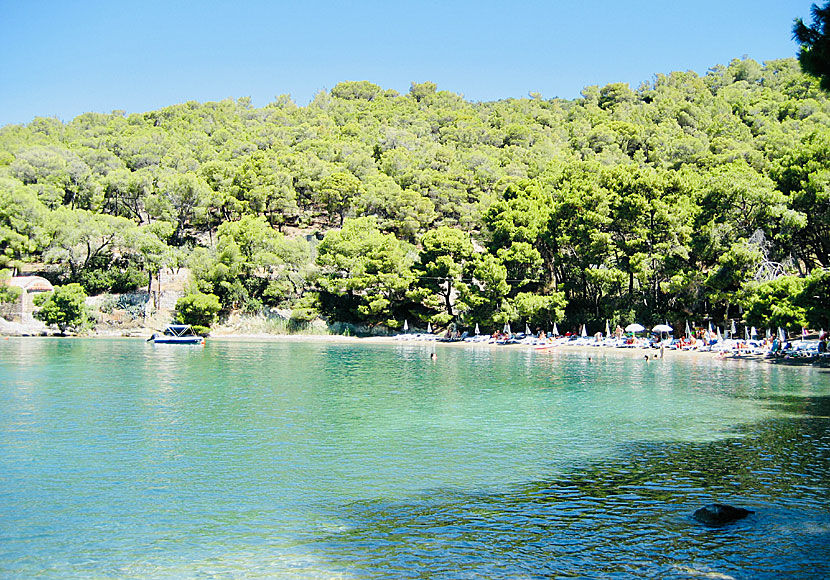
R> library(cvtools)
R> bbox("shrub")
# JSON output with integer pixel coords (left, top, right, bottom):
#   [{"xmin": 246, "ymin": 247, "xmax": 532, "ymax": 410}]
[
  {"xmin": 34, "ymin": 283, "xmax": 90, "ymax": 334},
  {"xmin": 175, "ymin": 292, "xmax": 221, "ymax": 328}
]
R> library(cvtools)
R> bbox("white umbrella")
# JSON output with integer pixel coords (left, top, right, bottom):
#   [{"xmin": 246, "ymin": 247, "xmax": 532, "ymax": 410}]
[
  {"xmin": 653, "ymin": 324, "xmax": 673, "ymax": 333},
  {"xmin": 778, "ymin": 327, "xmax": 786, "ymax": 342},
  {"xmin": 427, "ymin": 322, "xmax": 432, "ymax": 334},
  {"xmin": 605, "ymin": 320, "xmax": 610, "ymax": 337},
  {"xmin": 766, "ymin": 328, "xmax": 771, "ymax": 338},
  {"xmin": 552, "ymin": 322, "xmax": 559, "ymax": 336},
  {"xmin": 707, "ymin": 321, "xmax": 713, "ymax": 335},
  {"xmin": 744, "ymin": 326, "xmax": 750, "ymax": 341},
  {"xmin": 730, "ymin": 320, "xmax": 737, "ymax": 338},
  {"xmin": 751, "ymin": 326, "xmax": 757, "ymax": 338},
  {"xmin": 475, "ymin": 323, "xmax": 480, "ymax": 336},
  {"xmin": 717, "ymin": 327, "xmax": 723, "ymax": 342},
  {"xmin": 581, "ymin": 324, "xmax": 587, "ymax": 337},
  {"xmin": 625, "ymin": 323, "xmax": 645, "ymax": 333},
  {"xmin": 525, "ymin": 324, "xmax": 532, "ymax": 335},
  {"xmin": 504, "ymin": 322, "xmax": 512, "ymax": 335},
  {"xmin": 685, "ymin": 320, "xmax": 692, "ymax": 337},
  {"xmin": 403, "ymin": 320, "xmax": 408, "ymax": 333}
]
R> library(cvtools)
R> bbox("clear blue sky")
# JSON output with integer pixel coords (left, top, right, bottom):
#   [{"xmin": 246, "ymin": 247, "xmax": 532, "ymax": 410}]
[{"xmin": 0, "ymin": 0, "xmax": 813, "ymax": 126}]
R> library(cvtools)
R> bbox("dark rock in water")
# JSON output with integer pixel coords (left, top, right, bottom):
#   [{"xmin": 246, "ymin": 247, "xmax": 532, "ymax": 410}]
[{"xmin": 693, "ymin": 503, "xmax": 754, "ymax": 526}]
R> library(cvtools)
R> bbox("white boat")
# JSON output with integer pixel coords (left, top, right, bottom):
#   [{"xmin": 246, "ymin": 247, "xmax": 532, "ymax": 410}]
[{"xmin": 149, "ymin": 325, "xmax": 204, "ymax": 345}]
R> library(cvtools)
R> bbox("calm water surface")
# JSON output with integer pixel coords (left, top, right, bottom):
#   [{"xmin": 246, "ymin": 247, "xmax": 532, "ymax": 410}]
[{"xmin": 0, "ymin": 338, "xmax": 829, "ymax": 579}]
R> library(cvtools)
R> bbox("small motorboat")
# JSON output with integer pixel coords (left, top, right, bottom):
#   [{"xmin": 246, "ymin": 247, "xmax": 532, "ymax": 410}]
[{"xmin": 148, "ymin": 324, "xmax": 205, "ymax": 345}]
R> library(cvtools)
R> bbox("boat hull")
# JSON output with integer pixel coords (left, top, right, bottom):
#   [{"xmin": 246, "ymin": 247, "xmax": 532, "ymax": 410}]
[{"xmin": 151, "ymin": 336, "xmax": 204, "ymax": 345}]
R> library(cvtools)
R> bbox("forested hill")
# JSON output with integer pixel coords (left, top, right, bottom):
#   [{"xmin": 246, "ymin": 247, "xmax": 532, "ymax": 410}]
[{"xmin": 1, "ymin": 57, "xmax": 828, "ymax": 334}]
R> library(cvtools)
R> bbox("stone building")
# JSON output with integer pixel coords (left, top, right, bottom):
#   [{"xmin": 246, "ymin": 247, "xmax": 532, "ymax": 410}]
[{"xmin": 4, "ymin": 276, "xmax": 54, "ymax": 322}]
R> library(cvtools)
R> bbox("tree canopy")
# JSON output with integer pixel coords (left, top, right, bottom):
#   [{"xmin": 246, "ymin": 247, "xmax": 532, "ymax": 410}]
[
  {"xmin": 794, "ymin": 2, "xmax": 830, "ymax": 90},
  {"xmin": 1, "ymin": 56, "xmax": 828, "ymax": 334}
]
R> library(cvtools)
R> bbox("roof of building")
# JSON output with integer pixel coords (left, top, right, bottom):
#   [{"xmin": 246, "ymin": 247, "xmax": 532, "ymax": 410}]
[{"xmin": 6, "ymin": 276, "xmax": 54, "ymax": 292}]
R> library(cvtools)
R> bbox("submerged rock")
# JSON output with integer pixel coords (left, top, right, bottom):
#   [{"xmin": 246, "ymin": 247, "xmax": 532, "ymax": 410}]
[{"xmin": 693, "ymin": 503, "xmax": 754, "ymax": 526}]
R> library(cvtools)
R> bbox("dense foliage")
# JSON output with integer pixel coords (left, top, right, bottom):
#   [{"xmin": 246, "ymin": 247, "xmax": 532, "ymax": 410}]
[
  {"xmin": 794, "ymin": 2, "xmax": 830, "ymax": 91},
  {"xmin": 33, "ymin": 283, "xmax": 90, "ymax": 333},
  {"xmin": 0, "ymin": 269, "xmax": 21, "ymax": 304},
  {"xmin": 175, "ymin": 291, "xmax": 221, "ymax": 331},
  {"xmin": 1, "ymin": 57, "xmax": 828, "ymax": 334}
]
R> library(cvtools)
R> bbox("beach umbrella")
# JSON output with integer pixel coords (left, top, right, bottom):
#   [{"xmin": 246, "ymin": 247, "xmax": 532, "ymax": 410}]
[
  {"xmin": 427, "ymin": 322, "xmax": 432, "ymax": 334},
  {"xmin": 581, "ymin": 324, "xmax": 587, "ymax": 337},
  {"xmin": 717, "ymin": 327, "xmax": 723, "ymax": 342},
  {"xmin": 475, "ymin": 323, "xmax": 480, "ymax": 336},
  {"xmin": 403, "ymin": 320, "xmax": 408, "ymax": 333},
  {"xmin": 605, "ymin": 320, "xmax": 610, "ymax": 337},
  {"xmin": 653, "ymin": 324, "xmax": 673, "ymax": 333},
  {"xmin": 778, "ymin": 327, "xmax": 786, "ymax": 342},
  {"xmin": 625, "ymin": 323, "xmax": 645, "ymax": 333},
  {"xmin": 526, "ymin": 323, "xmax": 532, "ymax": 335},
  {"xmin": 730, "ymin": 320, "xmax": 736, "ymax": 338},
  {"xmin": 751, "ymin": 326, "xmax": 757, "ymax": 338},
  {"xmin": 504, "ymin": 322, "xmax": 512, "ymax": 335},
  {"xmin": 685, "ymin": 320, "xmax": 692, "ymax": 337},
  {"xmin": 552, "ymin": 322, "xmax": 559, "ymax": 336},
  {"xmin": 745, "ymin": 326, "xmax": 750, "ymax": 341}
]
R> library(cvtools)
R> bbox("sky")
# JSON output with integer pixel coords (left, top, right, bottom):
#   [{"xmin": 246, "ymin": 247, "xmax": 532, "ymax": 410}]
[{"xmin": 0, "ymin": 0, "xmax": 815, "ymax": 126}]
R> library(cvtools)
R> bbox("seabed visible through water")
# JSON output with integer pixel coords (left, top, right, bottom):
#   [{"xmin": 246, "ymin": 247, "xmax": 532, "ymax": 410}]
[{"xmin": 0, "ymin": 338, "xmax": 828, "ymax": 579}]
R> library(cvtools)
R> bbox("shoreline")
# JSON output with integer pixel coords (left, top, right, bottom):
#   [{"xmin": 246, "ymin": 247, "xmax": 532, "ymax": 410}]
[
  {"xmin": 205, "ymin": 334, "xmax": 828, "ymax": 369},
  {"xmin": 2, "ymin": 324, "xmax": 825, "ymax": 368}
]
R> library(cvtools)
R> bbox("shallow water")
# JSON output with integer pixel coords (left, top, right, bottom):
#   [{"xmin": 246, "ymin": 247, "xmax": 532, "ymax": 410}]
[{"xmin": 0, "ymin": 338, "xmax": 828, "ymax": 579}]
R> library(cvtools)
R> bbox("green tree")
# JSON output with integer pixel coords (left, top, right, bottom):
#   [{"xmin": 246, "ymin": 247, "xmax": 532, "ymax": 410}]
[
  {"xmin": 773, "ymin": 132, "xmax": 830, "ymax": 268},
  {"xmin": 0, "ymin": 269, "xmax": 22, "ymax": 304},
  {"xmin": 175, "ymin": 292, "xmax": 221, "ymax": 328},
  {"xmin": 0, "ymin": 178, "xmax": 47, "ymax": 272},
  {"xmin": 316, "ymin": 216, "xmax": 416, "ymax": 327},
  {"xmin": 319, "ymin": 171, "xmax": 362, "ymax": 226},
  {"xmin": 794, "ymin": 2, "xmax": 830, "ymax": 90},
  {"xmin": 512, "ymin": 291, "xmax": 567, "ymax": 330},
  {"xmin": 705, "ymin": 241, "xmax": 765, "ymax": 322},
  {"xmin": 34, "ymin": 283, "xmax": 90, "ymax": 334},
  {"xmin": 331, "ymin": 81, "xmax": 384, "ymax": 101},
  {"xmin": 148, "ymin": 172, "xmax": 210, "ymax": 242},
  {"xmin": 743, "ymin": 276, "xmax": 808, "ymax": 332},
  {"xmin": 459, "ymin": 251, "xmax": 510, "ymax": 327},
  {"xmin": 125, "ymin": 221, "xmax": 174, "ymax": 304},
  {"xmin": 799, "ymin": 268, "xmax": 830, "ymax": 329},
  {"xmin": 188, "ymin": 215, "xmax": 308, "ymax": 310},
  {"xmin": 43, "ymin": 207, "xmax": 136, "ymax": 281},
  {"xmin": 415, "ymin": 226, "xmax": 477, "ymax": 324}
]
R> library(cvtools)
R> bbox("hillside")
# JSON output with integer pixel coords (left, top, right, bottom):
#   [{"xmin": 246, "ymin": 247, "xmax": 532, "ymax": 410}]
[{"xmin": 1, "ymin": 57, "xmax": 828, "ymax": 334}]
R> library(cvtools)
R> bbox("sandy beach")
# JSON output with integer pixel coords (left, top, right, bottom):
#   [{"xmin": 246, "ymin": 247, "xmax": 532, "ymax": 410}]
[
  {"xmin": 201, "ymin": 332, "xmax": 778, "ymax": 365},
  {"xmin": 3, "ymin": 318, "xmax": 824, "ymax": 369}
]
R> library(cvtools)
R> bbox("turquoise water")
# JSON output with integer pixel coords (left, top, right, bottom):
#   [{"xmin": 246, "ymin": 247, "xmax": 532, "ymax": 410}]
[{"xmin": 1, "ymin": 338, "xmax": 829, "ymax": 579}]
